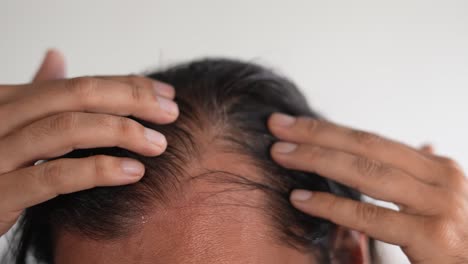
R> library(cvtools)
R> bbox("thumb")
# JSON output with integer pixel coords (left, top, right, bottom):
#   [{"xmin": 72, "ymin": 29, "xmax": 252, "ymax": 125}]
[{"xmin": 33, "ymin": 49, "xmax": 66, "ymax": 82}]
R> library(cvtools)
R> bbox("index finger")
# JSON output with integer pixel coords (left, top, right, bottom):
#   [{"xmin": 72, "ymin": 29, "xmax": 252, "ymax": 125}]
[{"xmin": 0, "ymin": 76, "xmax": 178, "ymax": 137}]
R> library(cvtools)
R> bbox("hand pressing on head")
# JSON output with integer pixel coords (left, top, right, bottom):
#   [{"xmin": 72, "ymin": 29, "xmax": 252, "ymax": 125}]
[
  {"xmin": 269, "ymin": 113, "xmax": 468, "ymax": 264},
  {"xmin": 0, "ymin": 50, "xmax": 179, "ymax": 236}
]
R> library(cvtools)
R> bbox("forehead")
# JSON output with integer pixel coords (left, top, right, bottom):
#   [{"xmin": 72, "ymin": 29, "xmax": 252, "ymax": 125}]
[
  {"xmin": 53, "ymin": 153, "xmax": 316, "ymax": 264},
  {"xmin": 54, "ymin": 195, "xmax": 266, "ymax": 263},
  {"xmin": 53, "ymin": 183, "xmax": 312, "ymax": 263}
]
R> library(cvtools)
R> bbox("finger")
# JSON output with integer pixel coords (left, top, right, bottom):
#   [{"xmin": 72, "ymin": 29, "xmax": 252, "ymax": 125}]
[
  {"xmin": 271, "ymin": 142, "xmax": 443, "ymax": 213},
  {"xmin": 289, "ymin": 190, "xmax": 421, "ymax": 246},
  {"xmin": 268, "ymin": 114, "xmax": 437, "ymax": 183},
  {"xmin": 33, "ymin": 49, "xmax": 66, "ymax": 82},
  {"xmin": 0, "ymin": 155, "xmax": 144, "ymax": 213},
  {"xmin": 0, "ymin": 112, "xmax": 166, "ymax": 173},
  {"xmin": 0, "ymin": 76, "xmax": 179, "ymax": 136},
  {"xmin": 0, "ymin": 85, "xmax": 20, "ymax": 103},
  {"xmin": 99, "ymin": 76, "xmax": 175, "ymax": 99}
]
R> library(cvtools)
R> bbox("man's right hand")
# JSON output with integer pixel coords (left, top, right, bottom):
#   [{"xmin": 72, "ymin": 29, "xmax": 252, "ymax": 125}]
[{"xmin": 0, "ymin": 50, "xmax": 179, "ymax": 236}]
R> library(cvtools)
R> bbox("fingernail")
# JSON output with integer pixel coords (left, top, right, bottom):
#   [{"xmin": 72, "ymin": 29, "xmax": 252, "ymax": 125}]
[
  {"xmin": 144, "ymin": 128, "xmax": 167, "ymax": 148},
  {"xmin": 273, "ymin": 142, "xmax": 298, "ymax": 154},
  {"xmin": 291, "ymin": 189, "xmax": 313, "ymax": 201},
  {"xmin": 153, "ymin": 81, "xmax": 175, "ymax": 99},
  {"xmin": 121, "ymin": 159, "xmax": 145, "ymax": 177},
  {"xmin": 157, "ymin": 96, "xmax": 179, "ymax": 116},
  {"xmin": 271, "ymin": 113, "xmax": 296, "ymax": 127}
]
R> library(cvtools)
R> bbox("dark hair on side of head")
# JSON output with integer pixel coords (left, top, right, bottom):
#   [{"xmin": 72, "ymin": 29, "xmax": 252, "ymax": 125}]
[{"xmin": 4, "ymin": 58, "xmax": 360, "ymax": 264}]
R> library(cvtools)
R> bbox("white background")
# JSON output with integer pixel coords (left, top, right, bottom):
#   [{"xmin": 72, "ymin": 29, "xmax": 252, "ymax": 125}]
[{"xmin": 1, "ymin": 1, "xmax": 468, "ymax": 263}]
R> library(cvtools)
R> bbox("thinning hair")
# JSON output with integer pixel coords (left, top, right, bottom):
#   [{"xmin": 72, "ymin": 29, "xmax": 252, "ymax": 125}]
[{"xmin": 6, "ymin": 58, "xmax": 360, "ymax": 264}]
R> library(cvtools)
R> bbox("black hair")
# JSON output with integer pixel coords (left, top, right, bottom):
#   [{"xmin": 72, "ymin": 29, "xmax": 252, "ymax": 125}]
[{"xmin": 4, "ymin": 58, "xmax": 360, "ymax": 264}]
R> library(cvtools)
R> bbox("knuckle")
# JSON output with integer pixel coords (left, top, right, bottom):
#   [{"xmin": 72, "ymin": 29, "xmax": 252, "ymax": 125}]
[
  {"xmin": 129, "ymin": 82, "xmax": 144, "ymax": 102},
  {"xmin": 325, "ymin": 195, "xmax": 341, "ymax": 214},
  {"xmin": 352, "ymin": 130, "xmax": 383, "ymax": 146},
  {"xmin": 40, "ymin": 161, "xmax": 65, "ymax": 193},
  {"xmin": 67, "ymin": 77, "xmax": 98, "ymax": 103},
  {"xmin": 127, "ymin": 75, "xmax": 153, "ymax": 92},
  {"xmin": 48, "ymin": 112, "xmax": 79, "ymax": 132},
  {"xmin": 299, "ymin": 117, "xmax": 319, "ymax": 135},
  {"xmin": 92, "ymin": 155, "xmax": 112, "ymax": 181},
  {"xmin": 427, "ymin": 218, "xmax": 461, "ymax": 248},
  {"xmin": 353, "ymin": 156, "xmax": 385, "ymax": 178},
  {"xmin": 355, "ymin": 203, "xmax": 381, "ymax": 225},
  {"xmin": 127, "ymin": 74, "xmax": 143, "ymax": 85},
  {"xmin": 98, "ymin": 116, "xmax": 142, "ymax": 144},
  {"xmin": 304, "ymin": 146, "xmax": 327, "ymax": 161},
  {"xmin": 111, "ymin": 116, "xmax": 138, "ymax": 137}
]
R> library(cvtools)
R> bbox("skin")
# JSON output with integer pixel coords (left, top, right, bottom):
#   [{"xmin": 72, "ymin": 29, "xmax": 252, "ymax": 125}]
[
  {"xmin": 0, "ymin": 50, "xmax": 179, "ymax": 236},
  {"xmin": 268, "ymin": 113, "xmax": 468, "ymax": 264}
]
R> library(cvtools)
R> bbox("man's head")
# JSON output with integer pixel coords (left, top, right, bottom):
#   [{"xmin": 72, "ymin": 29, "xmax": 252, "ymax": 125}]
[{"xmin": 10, "ymin": 58, "xmax": 368, "ymax": 263}]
